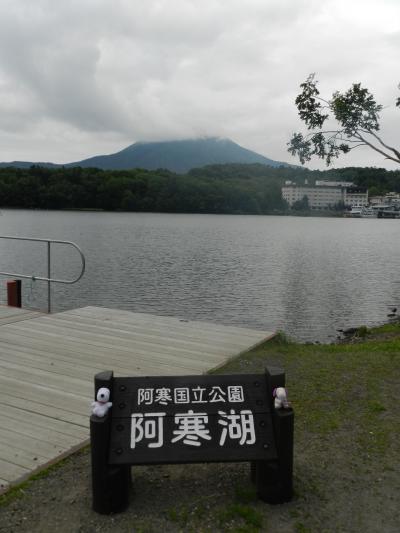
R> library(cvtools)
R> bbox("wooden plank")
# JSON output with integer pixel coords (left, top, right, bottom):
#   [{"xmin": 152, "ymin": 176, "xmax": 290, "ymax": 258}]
[
  {"xmin": 1, "ymin": 319, "xmax": 230, "ymax": 361},
  {"xmin": 0, "ymin": 442, "xmax": 48, "ymax": 470},
  {"xmin": 24, "ymin": 306, "xmax": 266, "ymax": 341},
  {"xmin": 68, "ymin": 306, "xmax": 271, "ymax": 338},
  {"xmin": 0, "ymin": 345, "xmax": 209, "ymax": 378},
  {"xmin": 0, "ymin": 306, "xmax": 43, "ymax": 325},
  {"xmin": 0, "ymin": 329, "xmax": 219, "ymax": 373},
  {"xmin": 0, "ymin": 334, "xmax": 208, "ymax": 376},
  {"xmin": 0, "ymin": 427, "xmax": 67, "ymax": 458},
  {"xmin": 0, "ymin": 376, "xmax": 88, "ymax": 415},
  {"xmin": 59, "ymin": 308, "xmax": 275, "ymax": 358},
  {"xmin": 0, "ymin": 404, "xmax": 88, "ymax": 440},
  {"xmin": 0, "ymin": 307, "xmax": 34, "ymax": 319},
  {"xmin": 0, "ymin": 458, "xmax": 29, "ymax": 483},
  {"xmin": 0, "ymin": 313, "xmax": 43, "ymax": 326},
  {"xmin": 0, "ymin": 413, "xmax": 84, "ymax": 448},
  {"xmin": 0, "ymin": 339, "xmax": 200, "ymax": 378},
  {"xmin": 0, "ymin": 336, "xmax": 195, "ymax": 374},
  {"xmin": 0, "ymin": 353, "xmax": 200, "ymax": 384},
  {"xmin": 41, "ymin": 317, "xmax": 257, "ymax": 354},
  {"xmin": 0, "ymin": 345, "xmax": 103, "ymax": 380},
  {"xmin": 5, "ymin": 319, "xmax": 243, "ymax": 361},
  {"xmin": 49, "ymin": 311, "xmax": 269, "ymax": 346},
  {"xmin": 0, "ymin": 392, "xmax": 88, "ymax": 427},
  {"xmin": 0, "ymin": 326, "xmax": 223, "ymax": 369},
  {"xmin": 0, "ymin": 361, "xmax": 92, "ymax": 397},
  {"xmin": 0, "ymin": 342, "xmax": 130, "ymax": 380}
]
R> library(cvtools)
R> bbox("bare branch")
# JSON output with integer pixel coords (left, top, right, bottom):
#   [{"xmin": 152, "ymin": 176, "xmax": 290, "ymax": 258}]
[
  {"xmin": 348, "ymin": 144, "xmax": 367, "ymax": 151},
  {"xmin": 357, "ymin": 133, "xmax": 400, "ymax": 163},
  {"xmin": 337, "ymin": 138, "xmax": 365, "ymax": 144},
  {"xmin": 365, "ymin": 130, "xmax": 400, "ymax": 160}
]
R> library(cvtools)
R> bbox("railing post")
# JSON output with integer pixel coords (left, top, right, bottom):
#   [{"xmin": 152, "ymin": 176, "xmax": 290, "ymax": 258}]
[
  {"xmin": 7, "ymin": 280, "xmax": 22, "ymax": 308},
  {"xmin": 47, "ymin": 240, "xmax": 51, "ymax": 314}
]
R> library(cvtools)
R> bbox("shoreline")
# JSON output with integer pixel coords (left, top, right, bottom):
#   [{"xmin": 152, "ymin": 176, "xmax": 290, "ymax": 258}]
[{"xmin": 0, "ymin": 205, "xmax": 348, "ymax": 217}]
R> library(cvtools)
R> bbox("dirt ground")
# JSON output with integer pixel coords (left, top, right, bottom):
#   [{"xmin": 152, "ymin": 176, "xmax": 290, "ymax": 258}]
[{"xmin": 1, "ymin": 423, "xmax": 399, "ymax": 532}]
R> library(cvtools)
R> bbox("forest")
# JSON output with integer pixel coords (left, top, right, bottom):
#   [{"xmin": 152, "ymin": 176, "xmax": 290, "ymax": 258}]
[{"xmin": 0, "ymin": 164, "xmax": 399, "ymax": 214}]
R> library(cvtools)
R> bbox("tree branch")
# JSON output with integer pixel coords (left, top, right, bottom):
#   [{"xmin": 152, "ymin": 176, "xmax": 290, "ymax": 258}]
[
  {"xmin": 363, "ymin": 130, "xmax": 400, "ymax": 160},
  {"xmin": 357, "ymin": 133, "xmax": 400, "ymax": 163},
  {"xmin": 348, "ymin": 144, "xmax": 367, "ymax": 151}
]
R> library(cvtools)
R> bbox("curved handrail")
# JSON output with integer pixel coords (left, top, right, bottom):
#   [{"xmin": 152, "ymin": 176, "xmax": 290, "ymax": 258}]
[
  {"xmin": 0, "ymin": 235, "xmax": 86, "ymax": 313},
  {"xmin": 0, "ymin": 235, "xmax": 85, "ymax": 284}
]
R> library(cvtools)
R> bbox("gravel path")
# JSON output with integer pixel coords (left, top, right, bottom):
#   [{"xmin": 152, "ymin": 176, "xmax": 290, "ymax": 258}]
[{"xmin": 1, "ymin": 433, "xmax": 398, "ymax": 533}]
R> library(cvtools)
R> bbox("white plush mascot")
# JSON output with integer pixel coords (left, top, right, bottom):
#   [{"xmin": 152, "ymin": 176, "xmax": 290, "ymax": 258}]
[
  {"xmin": 91, "ymin": 387, "xmax": 112, "ymax": 417},
  {"xmin": 273, "ymin": 387, "xmax": 290, "ymax": 409}
]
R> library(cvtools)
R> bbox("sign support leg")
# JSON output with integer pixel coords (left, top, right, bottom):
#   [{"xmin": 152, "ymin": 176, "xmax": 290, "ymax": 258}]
[
  {"xmin": 254, "ymin": 408, "xmax": 294, "ymax": 503},
  {"xmin": 91, "ymin": 371, "xmax": 130, "ymax": 514},
  {"xmin": 253, "ymin": 367, "xmax": 294, "ymax": 503}
]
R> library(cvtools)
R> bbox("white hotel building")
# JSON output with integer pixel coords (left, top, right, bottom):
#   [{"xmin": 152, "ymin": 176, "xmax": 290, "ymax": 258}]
[{"xmin": 282, "ymin": 180, "xmax": 368, "ymax": 209}]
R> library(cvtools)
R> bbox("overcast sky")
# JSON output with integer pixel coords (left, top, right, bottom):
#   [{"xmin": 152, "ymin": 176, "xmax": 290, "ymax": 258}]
[{"xmin": 0, "ymin": 0, "xmax": 399, "ymax": 169}]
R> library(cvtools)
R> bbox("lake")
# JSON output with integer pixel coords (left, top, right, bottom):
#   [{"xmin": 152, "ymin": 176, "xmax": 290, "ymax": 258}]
[{"xmin": 0, "ymin": 209, "xmax": 399, "ymax": 342}]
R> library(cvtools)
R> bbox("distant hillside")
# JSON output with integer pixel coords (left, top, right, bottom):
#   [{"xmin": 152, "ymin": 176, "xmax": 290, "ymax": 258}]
[
  {"xmin": 0, "ymin": 138, "xmax": 292, "ymax": 173},
  {"xmin": 0, "ymin": 161, "xmax": 59, "ymax": 169}
]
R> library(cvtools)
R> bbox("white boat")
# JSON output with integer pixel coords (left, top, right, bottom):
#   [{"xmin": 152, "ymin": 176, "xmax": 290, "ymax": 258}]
[
  {"xmin": 360, "ymin": 206, "xmax": 377, "ymax": 218},
  {"xmin": 349, "ymin": 205, "xmax": 363, "ymax": 217},
  {"xmin": 349, "ymin": 203, "xmax": 400, "ymax": 219},
  {"xmin": 349, "ymin": 205, "xmax": 378, "ymax": 218}
]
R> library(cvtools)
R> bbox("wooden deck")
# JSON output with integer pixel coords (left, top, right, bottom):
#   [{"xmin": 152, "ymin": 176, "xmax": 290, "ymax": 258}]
[
  {"xmin": 0, "ymin": 306, "xmax": 275, "ymax": 493},
  {"xmin": 0, "ymin": 306, "xmax": 43, "ymax": 326}
]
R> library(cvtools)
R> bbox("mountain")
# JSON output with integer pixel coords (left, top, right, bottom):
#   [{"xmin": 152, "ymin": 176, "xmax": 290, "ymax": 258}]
[
  {"xmin": 0, "ymin": 138, "xmax": 291, "ymax": 173},
  {"xmin": 69, "ymin": 138, "xmax": 290, "ymax": 173}
]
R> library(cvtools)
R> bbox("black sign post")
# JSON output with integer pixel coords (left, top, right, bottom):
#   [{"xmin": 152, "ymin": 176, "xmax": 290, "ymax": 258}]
[{"xmin": 90, "ymin": 367, "xmax": 294, "ymax": 514}]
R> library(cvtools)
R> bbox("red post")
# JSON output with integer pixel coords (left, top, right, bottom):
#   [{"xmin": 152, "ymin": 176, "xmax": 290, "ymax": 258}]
[{"xmin": 7, "ymin": 280, "xmax": 22, "ymax": 308}]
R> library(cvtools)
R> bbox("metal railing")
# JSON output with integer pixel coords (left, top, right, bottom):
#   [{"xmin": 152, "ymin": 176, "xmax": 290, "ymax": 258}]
[{"xmin": 0, "ymin": 235, "xmax": 86, "ymax": 313}]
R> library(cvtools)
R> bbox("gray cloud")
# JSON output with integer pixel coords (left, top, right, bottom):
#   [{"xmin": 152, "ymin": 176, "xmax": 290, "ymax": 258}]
[{"xmin": 0, "ymin": 0, "xmax": 399, "ymax": 168}]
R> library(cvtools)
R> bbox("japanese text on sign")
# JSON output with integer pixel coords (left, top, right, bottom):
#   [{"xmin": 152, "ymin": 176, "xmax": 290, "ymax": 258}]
[
  {"xmin": 131, "ymin": 409, "xmax": 255, "ymax": 449},
  {"xmin": 137, "ymin": 385, "xmax": 244, "ymax": 406}
]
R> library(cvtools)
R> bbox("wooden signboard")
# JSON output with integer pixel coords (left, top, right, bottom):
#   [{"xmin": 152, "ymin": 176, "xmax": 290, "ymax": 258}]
[
  {"xmin": 90, "ymin": 368, "xmax": 294, "ymax": 514},
  {"xmin": 109, "ymin": 374, "xmax": 277, "ymax": 465}
]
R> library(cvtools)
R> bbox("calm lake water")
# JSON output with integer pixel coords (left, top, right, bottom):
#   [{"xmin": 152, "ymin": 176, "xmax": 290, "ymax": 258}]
[{"xmin": 1, "ymin": 209, "xmax": 399, "ymax": 342}]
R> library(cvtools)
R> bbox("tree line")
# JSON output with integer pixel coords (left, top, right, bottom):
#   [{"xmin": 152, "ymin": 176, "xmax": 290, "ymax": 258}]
[{"xmin": 0, "ymin": 164, "xmax": 399, "ymax": 214}]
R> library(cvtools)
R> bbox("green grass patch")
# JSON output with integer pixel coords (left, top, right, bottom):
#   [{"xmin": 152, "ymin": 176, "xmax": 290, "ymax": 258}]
[
  {"xmin": 295, "ymin": 522, "xmax": 312, "ymax": 533},
  {"xmin": 166, "ymin": 506, "xmax": 189, "ymax": 525},
  {"xmin": 214, "ymin": 324, "xmax": 400, "ymax": 460},
  {"xmin": 368, "ymin": 321, "xmax": 400, "ymax": 335},
  {"xmin": 218, "ymin": 503, "xmax": 264, "ymax": 531},
  {"xmin": 234, "ymin": 484, "xmax": 258, "ymax": 504}
]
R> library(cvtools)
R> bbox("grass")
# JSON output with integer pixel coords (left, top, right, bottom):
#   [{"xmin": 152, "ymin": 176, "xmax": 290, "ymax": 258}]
[
  {"xmin": 215, "ymin": 324, "xmax": 400, "ymax": 458},
  {"xmin": 167, "ymin": 506, "xmax": 189, "ymax": 525},
  {"xmin": 234, "ymin": 484, "xmax": 258, "ymax": 504},
  {"xmin": 217, "ymin": 503, "xmax": 264, "ymax": 531}
]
